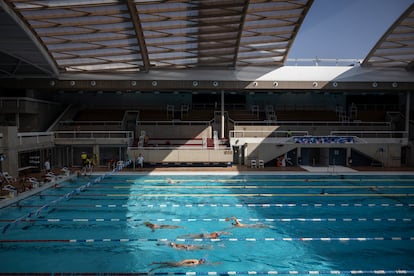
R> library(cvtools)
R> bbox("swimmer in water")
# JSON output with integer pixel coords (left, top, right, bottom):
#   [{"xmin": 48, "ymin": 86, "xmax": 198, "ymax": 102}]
[
  {"xmin": 225, "ymin": 217, "xmax": 271, "ymax": 228},
  {"xmin": 177, "ymin": 231, "xmax": 230, "ymax": 239},
  {"xmin": 144, "ymin": 221, "xmax": 182, "ymax": 231},
  {"xmin": 150, "ymin": 258, "xmax": 206, "ymax": 271},
  {"xmin": 167, "ymin": 242, "xmax": 213, "ymax": 250}
]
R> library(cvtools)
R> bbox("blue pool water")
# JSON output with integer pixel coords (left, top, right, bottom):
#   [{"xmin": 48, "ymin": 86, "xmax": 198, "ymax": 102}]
[{"xmin": 0, "ymin": 172, "xmax": 414, "ymax": 275}]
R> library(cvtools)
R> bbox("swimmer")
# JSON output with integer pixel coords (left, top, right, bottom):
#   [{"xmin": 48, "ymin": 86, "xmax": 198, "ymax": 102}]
[
  {"xmin": 370, "ymin": 186, "xmax": 379, "ymax": 192},
  {"xmin": 150, "ymin": 258, "xmax": 205, "ymax": 271},
  {"xmin": 177, "ymin": 231, "xmax": 230, "ymax": 239},
  {"xmin": 168, "ymin": 242, "xmax": 213, "ymax": 250},
  {"xmin": 225, "ymin": 217, "xmax": 271, "ymax": 228},
  {"xmin": 320, "ymin": 189, "xmax": 328, "ymax": 195},
  {"xmin": 166, "ymin": 178, "xmax": 180, "ymax": 184},
  {"xmin": 144, "ymin": 221, "xmax": 182, "ymax": 231}
]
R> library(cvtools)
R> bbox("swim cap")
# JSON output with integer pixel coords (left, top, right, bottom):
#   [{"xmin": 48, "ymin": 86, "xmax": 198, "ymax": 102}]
[{"xmin": 199, "ymin": 258, "xmax": 206, "ymax": 263}]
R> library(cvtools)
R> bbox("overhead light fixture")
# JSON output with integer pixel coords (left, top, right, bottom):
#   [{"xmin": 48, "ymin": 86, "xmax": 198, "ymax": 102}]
[
  {"xmin": 392, "ymin": 82, "xmax": 398, "ymax": 88},
  {"xmin": 212, "ymin": 81, "xmax": 219, "ymax": 87},
  {"xmin": 372, "ymin": 82, "xmax": 378, "ymax": 88},
  {"xmin": 192, "ymin": 81, "xmax": 199, "ymax": 87},
  {"xmin": 152, "ymin": 81, "xmax": 158, "ymax": 87},
  {"xmin": 131, "ymin": 81, "xmax": 137, "ymax": 86},
  {"xmin": 90, "ymin": 80, "xmax": 96, "ymax": 86}
]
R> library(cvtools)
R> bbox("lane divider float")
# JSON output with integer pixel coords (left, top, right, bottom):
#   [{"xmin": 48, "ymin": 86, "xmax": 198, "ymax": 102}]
[{"xmin": 1, "ymin": 236, "xmax": 413, "ymax": 243}]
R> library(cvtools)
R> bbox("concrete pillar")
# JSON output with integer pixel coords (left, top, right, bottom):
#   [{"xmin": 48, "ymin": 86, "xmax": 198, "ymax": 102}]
[
  {"xmin": 405, "ymin": 92, "xmax": 410, "ymax": 135},
  {"xmin": 221, "ymin": 90, "xmax": 225, "ymax": 139},
  {"xmin": 346, "ymin": 146, "xmax": 352, "ymax": 166},
  {"xmin": 1, "ymin": 126, "xmax": 19, "ymax": 177},
  {"xmin": 93, "ymin": 145, "xmax": 100, "ymax": 166}
]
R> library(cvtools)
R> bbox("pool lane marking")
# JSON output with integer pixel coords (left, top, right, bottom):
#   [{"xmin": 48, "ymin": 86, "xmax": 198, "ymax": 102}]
[
  {"xmin": 35, "ymin": 193, "xmax": 414, "ymax": 197},
  {"xmin": 137, "ymin": 179, "xmax": 414, "ymax": 183},
  {"xmin": 111, "ymin": 185, "xmax": 414, "ymax": 189},
  {"xmin": 105, "ymin": 193, "xmax": 414, "ymax": 197},
  {"xmin": 11, "ymin": 203, "xmax": 414, "ymax": 208},
  {"xmin": 0, "ymin": 270, "xmax": 409, "ymax": 275},
  {"xmin": 1, "ymin": 217, "xmax": 411, "ymax": 223},
  {"xmin": 1, "ymin": 236, "xmax": 413, "ymax": 243}
]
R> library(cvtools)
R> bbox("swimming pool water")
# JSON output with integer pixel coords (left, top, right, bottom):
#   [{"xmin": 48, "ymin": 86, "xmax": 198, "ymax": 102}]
[{"xmin": 0, "ymin": 173, "xmax": 413, "ymax": 275}]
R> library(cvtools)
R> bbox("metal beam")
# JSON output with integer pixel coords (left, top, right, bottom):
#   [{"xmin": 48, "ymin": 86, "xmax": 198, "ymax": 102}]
[
  {"xmin": 1, "ymin": 0, "xmax": 60, "ymax": 77},
  {"xmin": 126, "ymin": 0, "xmax": 150, "ymax": 72},
  {"xmin": 232, "ymin": 0, "xmax": 249, "ymax": 68}
]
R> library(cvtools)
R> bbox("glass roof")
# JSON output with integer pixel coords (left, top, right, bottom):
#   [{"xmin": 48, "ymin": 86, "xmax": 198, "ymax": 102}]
[
  {"xmin": 5, "ymin": 0, "xmax": 312, "ymax": 72},
  {"xmin": 2, "ymin": 0, "xmax": 412, "ymax": 75},
  {"xmin": 362, "ymin": 3, "xmax": 414, "ymax": 69}
]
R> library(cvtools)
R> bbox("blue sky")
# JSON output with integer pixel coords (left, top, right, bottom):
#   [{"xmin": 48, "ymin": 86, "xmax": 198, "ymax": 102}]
[{"xmin": 288, "ymin": 0, "xmax": 413, "ymax": 60}]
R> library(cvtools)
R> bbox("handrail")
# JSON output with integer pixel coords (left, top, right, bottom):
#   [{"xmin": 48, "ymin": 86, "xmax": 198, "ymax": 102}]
[
  {"xmin": 232, "ymin": 120, "xmax": 391, "ymax": 127},
  {"xmin": 0, "ymin": 97, "xmax": 61, "ymax": 106},
  {"xmin": 137, "ymin": 120, "xmax": 213, "ymax": 126},
  {"xmin": 59, "ymin": 120, "xmax": 123, "ymax": 125},
  {"xmin": 54, "ymin": 130, "xmax": 133, "ymax": 139},
  {"xmin": 230, "ymin": 130, "xmax": 308, "ymax": 138},
  {"xmin": 331, "ymin": 130, "xmax": 408, "ymax": 138}
]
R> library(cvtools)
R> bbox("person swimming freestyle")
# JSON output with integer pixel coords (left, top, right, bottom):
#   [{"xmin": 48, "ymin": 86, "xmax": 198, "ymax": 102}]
[
  {"xmin": 225, "ymin": 217, "xmax": 271, "ymax": 228},
  {"xmin": 144, "ymin": 221, "xmax": 182, "ymax": 231},
  {"xmin": 150, "ymin": 258, "xmax": 206, "ymax": 271}
]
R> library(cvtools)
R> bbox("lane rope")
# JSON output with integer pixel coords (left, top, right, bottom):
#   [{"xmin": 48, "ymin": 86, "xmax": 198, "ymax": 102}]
[
  {"xmin": 36, "ymin": 193, "xmax": 414, "ymax": 197},
  {"xmin": 1, "ymin": 236, "xmax": 413, "ymax": 243},
  {"xmin": 52, "ymin": 185, "xmax": 414, "ymax": 189},
  {"xmin": 0, "ymin": 217, "xmax": 411, "ymax": 223},
  {"xmin": 138, "ymin": 178, "xmax": 414, "ymax": 183},
  {"xmin": 2, "ymin": 270, "xmax": 413, "ymax": 275},
  {"xmin": 9, "ymin": 203, "xmax": 414, "ymax": 209}
]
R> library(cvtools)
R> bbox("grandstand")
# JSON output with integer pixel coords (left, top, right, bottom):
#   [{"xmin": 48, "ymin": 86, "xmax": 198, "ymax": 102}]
[{"xmin": 0, "ymin": 0, "xmax": 413, "ymax": 178}]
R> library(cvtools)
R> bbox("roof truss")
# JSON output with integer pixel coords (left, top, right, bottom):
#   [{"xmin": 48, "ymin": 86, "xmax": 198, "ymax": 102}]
[
  {"xmin": 362, "ymin": 3, "xmax": 414, "ymax": 71},
  {"xmin": 4, "ymin": 0, "xmax": 313, "ymax": 73}
]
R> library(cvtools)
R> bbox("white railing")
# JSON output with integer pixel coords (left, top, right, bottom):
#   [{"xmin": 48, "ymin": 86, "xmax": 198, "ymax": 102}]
[
  {"xmin": 54, "ymin": 131, "xmax": 133, "ymax": 139},
  {"xmin": 58, "ymin": 120, "xmax": 123, "ymax": 129},
  {"xmin": 137, "ymin": 120, "xmax": 213, "ymax": 126},
  {"xmin": 330, "ymin": 130, "xmax": 408, "ymax": 139},
  {"xmin": 230, "ymin": 130, "xmax": 308, "ymax": 138},
  {"xmin": 231, "ymin": 120, "xmax": 391, "ymax": 127},
  {"xmin": 17, "ymin": 132, "xmax": 55, "ymax": 145}
]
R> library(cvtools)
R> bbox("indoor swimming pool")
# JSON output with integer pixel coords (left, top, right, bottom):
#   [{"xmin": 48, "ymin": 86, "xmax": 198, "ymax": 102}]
[{"xmin": 0, "ymin": 172, "xmax": 414, "ymax": 275}]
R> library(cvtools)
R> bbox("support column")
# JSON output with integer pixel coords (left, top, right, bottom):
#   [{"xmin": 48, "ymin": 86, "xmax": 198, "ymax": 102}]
[
  {"xmin": 297, "ymin": 147, "xmax": 302, "ymax": 165},
  {"xmin": 93, "ymin": 145, "xmax": 99, "ymax": 166},
  {"xmin": 346, "ymin": 146, "xmax": 352, "ymax": 166},
  {"xmin": 405, "ymin": 91, "xmax": 411, "ymax": 135},
  {"xmin": 1, "ymin": 126, "xmax": 19, "ymax": 177},
  {"xmin": 221, "ymin": 90, "xmax": 225, "ymax": 139}
]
